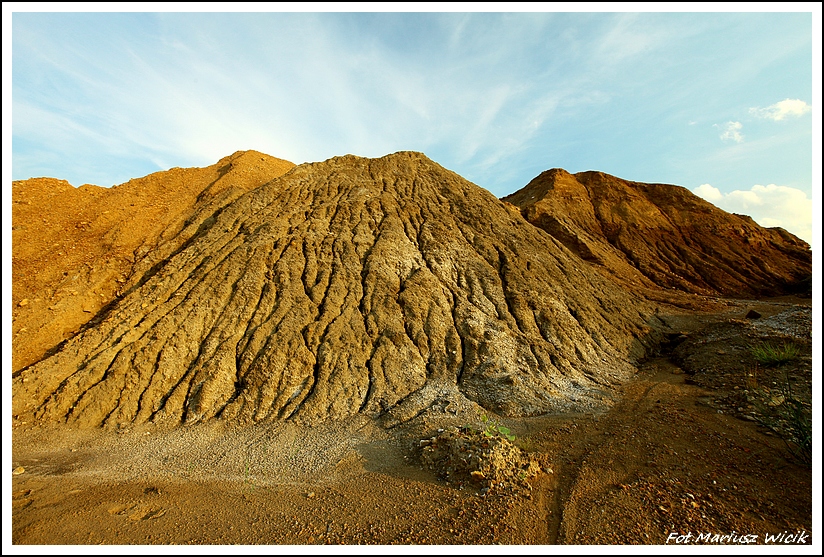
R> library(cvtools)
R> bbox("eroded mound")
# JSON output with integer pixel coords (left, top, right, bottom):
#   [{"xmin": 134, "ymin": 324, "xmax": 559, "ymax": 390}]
[
  {"xmin": 13, "ymin": 152, "xmax": 656, "ymax": 429},
  {"xmin": 503, "ymin": 169, "xmax": 812, "ymax": 299}
]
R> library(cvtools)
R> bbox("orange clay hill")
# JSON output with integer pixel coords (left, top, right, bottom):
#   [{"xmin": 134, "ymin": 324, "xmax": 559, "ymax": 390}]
[
  {"xmin": 502, "ymin": 168, "xmax": 811, "ymax": 306},
  {"xmin": 11, "ymin": 151, "xmax": 295, "ymax": 373}
]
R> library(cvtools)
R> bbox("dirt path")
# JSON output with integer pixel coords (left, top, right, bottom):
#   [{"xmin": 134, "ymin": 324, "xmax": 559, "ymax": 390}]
[
  {"xmin": 545, "ymin": 357, "xmax": 811, "ymax": 544},
  {"xmin": 10, "ymin": 301, "xmax": 814, "ymax": 546}
]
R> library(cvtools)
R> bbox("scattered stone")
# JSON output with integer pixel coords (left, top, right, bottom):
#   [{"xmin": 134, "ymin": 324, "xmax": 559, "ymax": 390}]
[
  {"xmin": 13, "ymin": 467, "xmax": 26, "ymax": 475},
  {"xmin": 746, "ymin": 310, "xmax": 762, "ymax": 319}
]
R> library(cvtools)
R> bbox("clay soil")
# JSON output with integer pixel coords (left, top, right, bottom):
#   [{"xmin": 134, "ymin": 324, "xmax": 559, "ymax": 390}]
[{"xmin": 10, "ymin": 296, "xmax": 814, "ymax": 547}]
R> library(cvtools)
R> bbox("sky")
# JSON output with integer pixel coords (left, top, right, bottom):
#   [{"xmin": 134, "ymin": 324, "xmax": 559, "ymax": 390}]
[{"xmin": 4, "ymin": 4, "xmax": 821, "ymax": 245}]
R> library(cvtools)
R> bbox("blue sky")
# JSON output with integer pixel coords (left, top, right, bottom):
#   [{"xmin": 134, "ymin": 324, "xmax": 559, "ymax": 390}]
[{"xmin": 5, "ymin": 5, "xmax": 820, "ymax": 244}]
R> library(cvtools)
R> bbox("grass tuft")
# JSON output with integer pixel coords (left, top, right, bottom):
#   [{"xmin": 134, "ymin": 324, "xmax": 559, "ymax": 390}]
[{"xmin": 749, "ymin": 341, "xmax": 799, "ymax": 367}]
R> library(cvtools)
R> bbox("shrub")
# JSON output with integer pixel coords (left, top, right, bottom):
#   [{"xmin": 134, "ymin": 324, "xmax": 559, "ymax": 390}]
[{"xmin": 480, "ymin": 414, "xmax": 516, "ymax": 442}]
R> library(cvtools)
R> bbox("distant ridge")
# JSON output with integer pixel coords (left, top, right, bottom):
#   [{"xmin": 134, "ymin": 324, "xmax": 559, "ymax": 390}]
[{"xmin": 503, "ymin": 168, "xmax": 812, "ymax": 300}]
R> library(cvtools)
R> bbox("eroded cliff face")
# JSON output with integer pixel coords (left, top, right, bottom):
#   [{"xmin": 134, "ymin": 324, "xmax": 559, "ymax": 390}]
[
  {"xmin": 503, "ymin": 169, "xmax": 812, "ymax": 300},
  {"xmin": 12, "ymin": 152, "xmax": 656, "ymax": 428}
]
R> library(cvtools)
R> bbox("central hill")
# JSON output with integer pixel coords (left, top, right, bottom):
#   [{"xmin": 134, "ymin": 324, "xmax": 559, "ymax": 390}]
[{"xmin": 13, "ymin": 152, "xmax": 656, "ymax": 428}]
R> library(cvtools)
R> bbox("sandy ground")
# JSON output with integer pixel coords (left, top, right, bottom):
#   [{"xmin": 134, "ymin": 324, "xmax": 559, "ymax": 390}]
[{"xmin": 7, "ymin": 297, "xmax": 817, "ymax": 549}]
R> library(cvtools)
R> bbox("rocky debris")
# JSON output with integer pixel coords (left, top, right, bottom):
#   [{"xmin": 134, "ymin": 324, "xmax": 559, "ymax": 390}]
[
  {"xmin": 12, "ymin": 152, "xmax": 657, "ymax": 429},
  {"xmin": 11, "ymin": 151, "xmax": 295, "ymax": 372},
  {"xmin": 754, "ymin": 307, "xmax": 812, "ymax": 340},
  {"xmin": 668, "ymin": 305, "xmax": 812, "ymax": 457},
  {"xmin": 419, "ymin": 424, "xmax": 547, "ymax": 495},
  {"xmin": 503, "ymin": 169, "xmax": 812, "ymax": 300}
]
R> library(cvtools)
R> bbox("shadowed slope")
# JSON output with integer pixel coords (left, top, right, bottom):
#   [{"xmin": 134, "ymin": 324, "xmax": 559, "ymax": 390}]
[{"xmin": 13, "ymin": 153, "xmax": 656, "ymax": 428}]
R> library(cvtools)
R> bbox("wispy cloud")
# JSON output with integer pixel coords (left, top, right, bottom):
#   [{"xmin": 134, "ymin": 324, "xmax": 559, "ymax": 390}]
[
  {"xmin": 749, "ymin": 99, "xmax": 811, "ymax": 121},
  {"xmin": 716, "ymin": 121, "xmax": 744, "ymax": 143},
  {"xmin": 9, "ymin": 10, "xmax": 814, "ymax": 213},
  {"xmin": 593, "ymin": 13, "xmax": 661, "ymax": 66},
  {"xmin": 693, "ymin": 183, "xmax": 812, "ymax": 244}
]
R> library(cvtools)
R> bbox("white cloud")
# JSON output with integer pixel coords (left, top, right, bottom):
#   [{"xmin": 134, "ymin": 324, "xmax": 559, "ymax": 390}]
[
  {"xmin": 693, "ymin": 183, "xmax": 723, "ymax": 202},
  {"xmin": 749, "ymin": 99, "xmax": 811, "ymax": 121},
  {"xmin": 692, "ymin": 183, "xmax": 812, "ymax": 245},
  {"xmin": 716, "ymin": 121, "xmax": 744, "ymax": 143}
]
